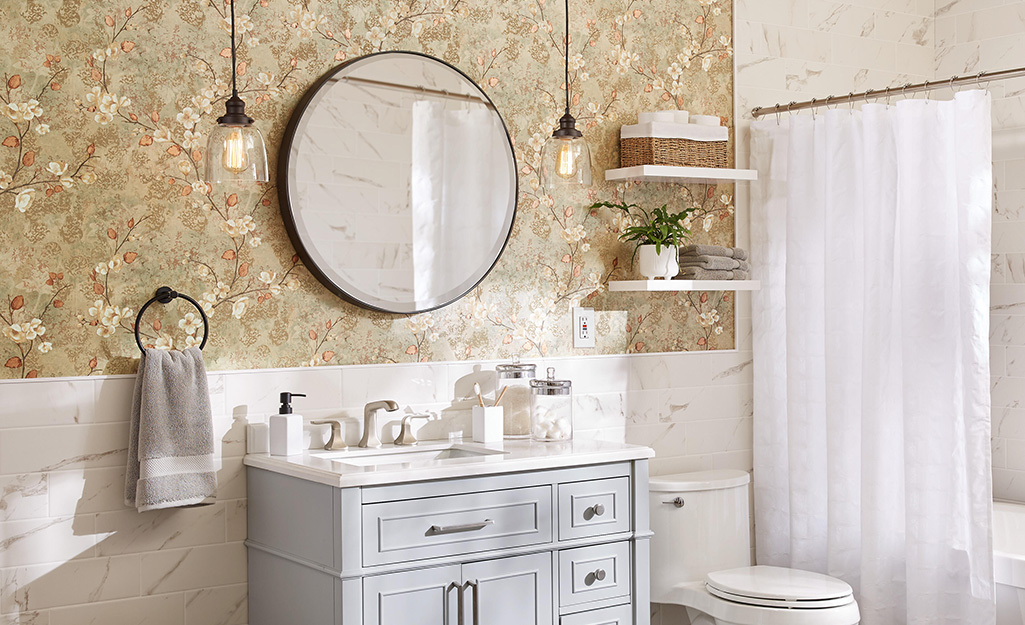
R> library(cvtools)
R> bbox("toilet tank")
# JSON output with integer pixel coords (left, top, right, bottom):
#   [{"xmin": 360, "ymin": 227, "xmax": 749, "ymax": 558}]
[{"xmin": 648, "ymin": 470, "xmax": 752, "ymax": 603}]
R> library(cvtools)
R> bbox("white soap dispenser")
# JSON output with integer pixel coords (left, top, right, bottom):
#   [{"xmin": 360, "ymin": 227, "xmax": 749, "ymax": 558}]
[{"xmin": 270, "ymin": 392, "xmax": 306, "ymax": 456}]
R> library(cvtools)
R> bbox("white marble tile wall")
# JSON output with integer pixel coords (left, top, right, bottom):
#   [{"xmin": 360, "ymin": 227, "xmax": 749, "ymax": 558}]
[
  {"xmin": 935, "ymin": 0, "xmax": 1025, "ymax": 503},
  {"xmin": 0, "ymin": 345, "xmax": 752, "ymax": 624}
]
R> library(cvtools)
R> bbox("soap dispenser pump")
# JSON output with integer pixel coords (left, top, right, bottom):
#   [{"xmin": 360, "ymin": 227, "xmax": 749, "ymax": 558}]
[{"xmin": 270, "ymin": 392, "xmax": 306, "ymax": 456}]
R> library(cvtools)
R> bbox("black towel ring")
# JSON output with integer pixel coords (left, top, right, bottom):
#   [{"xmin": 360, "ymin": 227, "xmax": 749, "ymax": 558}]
[{"xmin": 134, "ymin": 286, "xmax": 209, "ymax": 352}]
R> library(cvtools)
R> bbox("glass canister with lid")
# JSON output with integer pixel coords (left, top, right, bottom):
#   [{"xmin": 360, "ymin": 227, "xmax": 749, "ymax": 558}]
[
  {"xmin": 495, "ymin": 358, "xmax": 536, "ymax": 439},
  {"xmin": 530, "ymin": 367, "xmax": 573, "ymax": 442}
]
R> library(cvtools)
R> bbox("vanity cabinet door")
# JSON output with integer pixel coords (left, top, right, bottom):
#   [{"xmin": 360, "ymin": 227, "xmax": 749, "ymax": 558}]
[
  {"xmin": 363, "ymin": 564, "xmax": 461, "ymax": 625},
  {"xmin": 462, "ymin": 552, "xmax": 554, "ymax": 625}
]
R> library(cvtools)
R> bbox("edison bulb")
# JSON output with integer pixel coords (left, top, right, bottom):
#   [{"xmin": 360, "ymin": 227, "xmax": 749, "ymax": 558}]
[
  {"xmin": 222, "ymin": 128, "xmax": 249, "ymax": 174},
  {"xmin": 555, "ymin": 141, "xmax": 578, "ymax": 179}
]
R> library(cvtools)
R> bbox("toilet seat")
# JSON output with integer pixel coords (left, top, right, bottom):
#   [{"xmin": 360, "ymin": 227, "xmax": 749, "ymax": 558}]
[{"xmin": 706, "ymin": 565, "xmax": 855, "ymax": 610}]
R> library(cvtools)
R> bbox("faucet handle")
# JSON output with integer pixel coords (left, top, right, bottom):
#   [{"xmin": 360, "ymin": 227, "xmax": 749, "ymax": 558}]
[
  {"xmin": 393, "ymin": 413, "xmax": 440, "ymax": 446},
  {"xmin": 311, "ymin": 419, "xmax": 347, "ymax": 450}
]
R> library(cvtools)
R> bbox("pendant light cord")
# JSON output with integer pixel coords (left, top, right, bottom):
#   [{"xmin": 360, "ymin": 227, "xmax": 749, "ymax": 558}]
[
  {"xmin": 230, "ymin": 0, "xmax": 237, "ymax": 97},
  {"xmin": 565, "ymin": 0, "xmax": 574, "ymax": 115}
]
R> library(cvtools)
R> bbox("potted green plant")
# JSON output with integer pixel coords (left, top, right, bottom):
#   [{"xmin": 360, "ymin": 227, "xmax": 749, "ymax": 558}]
[{"xmin": 590, "ymin": 200, "xmax": 696, "ymax": 279}]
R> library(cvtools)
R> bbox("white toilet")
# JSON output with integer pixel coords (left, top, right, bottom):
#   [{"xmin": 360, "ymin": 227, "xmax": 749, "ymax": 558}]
[{"xmin": 649, "ymin": 470, "xmax": 860, "ymax": 625}]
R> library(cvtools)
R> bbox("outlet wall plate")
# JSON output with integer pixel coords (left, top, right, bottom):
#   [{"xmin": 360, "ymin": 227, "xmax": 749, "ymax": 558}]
[{"xmin": 573, "ymin": 307, "xmax": 595, "ymax": 349}]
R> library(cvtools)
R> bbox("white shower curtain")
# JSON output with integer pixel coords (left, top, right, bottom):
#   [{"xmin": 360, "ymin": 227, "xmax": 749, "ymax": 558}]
[
  {"xmin": 411, "ymin": 100, "xmax": 507, "ymax": 307},
  {"xmin": 750, "ymin": 90, "xmax": 995, "ymax": 625}
]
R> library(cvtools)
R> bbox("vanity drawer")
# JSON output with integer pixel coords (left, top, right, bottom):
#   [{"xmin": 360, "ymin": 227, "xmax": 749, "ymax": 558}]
[
  {"xmin": 560, "ymin": 604, "xmax": 633, "ymax": 625},
  {"xmin": 362, "ymin": 485, "xmax": 553, "ymax": 566},
  {"xmin": 558, "ymin": 477, "xmax": 630, "ymax": 540},
  {"xmin": 558, "ymin": 541, "xmax": 631, "ymax": 608}
]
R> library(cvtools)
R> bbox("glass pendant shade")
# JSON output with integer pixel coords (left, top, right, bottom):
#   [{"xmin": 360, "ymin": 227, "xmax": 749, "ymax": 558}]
[
  {"xmin": 205, "ymin": 0, "xmax": 268, "ymax": 185},
  {"xmin": 541, "ymin": 134, "xmax": 592, "ymax": 189},
  {"xmin": 205, "ymin": 121, "xmax": 268, "ymax": 183},
  {"xmin": 540, "ymin": 112, "xmax": 592, "ymax": 190}
]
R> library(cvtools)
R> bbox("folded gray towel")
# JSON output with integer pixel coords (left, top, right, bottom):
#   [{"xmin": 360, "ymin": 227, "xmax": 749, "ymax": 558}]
[
  {"xmin": 678, "ymin": 255, "xmax": 751, "ymax": 272},
  {"xmin": 125, "ymin": 347, "xmax": 217, "ymax": 512},
  {"xmin": 680, "ymin": 244, "xmax": 749, "ymax": 261},
  {"xmin": 678, "ymin": 267, "xmax": 751, "ymax": 281}
]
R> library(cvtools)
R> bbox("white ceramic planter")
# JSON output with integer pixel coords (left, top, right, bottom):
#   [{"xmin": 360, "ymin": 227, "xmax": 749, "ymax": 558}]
[{"xmin": 637, "ymin": 244, "xmax": 679, "ymax": 279}]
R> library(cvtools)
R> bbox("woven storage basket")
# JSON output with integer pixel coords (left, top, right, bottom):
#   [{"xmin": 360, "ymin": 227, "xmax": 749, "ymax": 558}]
[{"xmin": 621, "ymin": 136, "xmax": 728, "ymax": 168}]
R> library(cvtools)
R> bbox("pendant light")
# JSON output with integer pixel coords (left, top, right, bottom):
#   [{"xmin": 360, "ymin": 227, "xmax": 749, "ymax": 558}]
[
  {"xmin": 205, "ymin": 0, "xmax": 268, "ymax": 184},
  {"xmin": 540, "ymin": 0, "xmax": 592, "ymax": 191}
]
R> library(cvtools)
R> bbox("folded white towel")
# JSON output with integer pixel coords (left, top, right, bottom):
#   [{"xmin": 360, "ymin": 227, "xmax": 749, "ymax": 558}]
[
  {"xmin": 125, "ymin": 347, "xmax": 217, "ymax": 512},
  {"xmin": 620, "ymin": 122, "xmax": 729, "ymax": 142}
]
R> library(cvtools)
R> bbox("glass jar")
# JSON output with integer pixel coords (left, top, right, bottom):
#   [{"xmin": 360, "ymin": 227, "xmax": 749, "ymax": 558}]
[
  {"xmin": 496, "ymin": 358, "xmax": 536, "ymax": 439},
  {"xmin": 530, "ymin": 367, "xmax": 573, "ymax": 442}
]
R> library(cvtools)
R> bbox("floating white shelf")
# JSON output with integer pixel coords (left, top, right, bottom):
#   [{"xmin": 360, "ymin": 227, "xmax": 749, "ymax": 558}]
[
  {"xmin": 609, "ymin": 279, "xmax": 761, "ymax": 292},
  {"xmin": 604, "ymin": 165, "xmax": 758, "ymax": 184}
]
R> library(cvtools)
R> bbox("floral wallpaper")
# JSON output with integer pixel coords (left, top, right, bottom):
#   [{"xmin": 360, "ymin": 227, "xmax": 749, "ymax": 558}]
[{"xmin": 0, "ymin": 0, "xmax": 735, "ymax": 379}]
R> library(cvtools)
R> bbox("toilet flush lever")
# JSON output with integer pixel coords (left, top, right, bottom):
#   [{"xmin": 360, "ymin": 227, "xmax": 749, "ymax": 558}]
[{"xmin": 663, "ymin": 497, "xmax": 685, "ymax": 508}]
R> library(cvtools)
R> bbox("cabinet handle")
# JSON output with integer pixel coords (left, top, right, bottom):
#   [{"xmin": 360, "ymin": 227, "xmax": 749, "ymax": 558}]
[
  {"xmin": 448, "ymin": 582, "xmax": 463, "ymax": 625},
  {"xmin": 428, "ymin": 519, "xmax": 494, "ymax": 536},
  {"xmin": 463, "ymin": 580, "xmax": 480, "ymax": 625},
  {"xmin": 584, "ymin": 568, "xmax": 607, "ymax": 586}
]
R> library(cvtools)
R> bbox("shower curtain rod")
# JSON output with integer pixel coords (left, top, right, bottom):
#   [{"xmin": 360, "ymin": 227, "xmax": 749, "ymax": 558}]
[{"xmin": 751, "ymin": 65, "xmax": 1025, "ymax": 118}]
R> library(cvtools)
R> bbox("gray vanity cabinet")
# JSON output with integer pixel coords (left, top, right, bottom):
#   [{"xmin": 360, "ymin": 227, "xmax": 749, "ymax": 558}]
[
  {"xmin": 245, "ymin": 459, "xmax": 650, "ymax": 625},
  {"xmin": 364, "ymin": 552, "xmax": 553, "ymax": 625}
]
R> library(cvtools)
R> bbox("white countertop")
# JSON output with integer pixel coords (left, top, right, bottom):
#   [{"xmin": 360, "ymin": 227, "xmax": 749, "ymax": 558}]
[{"xmin": 243, "ymin": 439, "xmax": 654, "ymax": 488}]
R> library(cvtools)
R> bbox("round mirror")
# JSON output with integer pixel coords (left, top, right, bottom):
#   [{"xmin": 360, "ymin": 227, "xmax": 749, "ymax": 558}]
[{"xmin": 279, "ymin": 51, "xmax": 518, "ymax": 314}]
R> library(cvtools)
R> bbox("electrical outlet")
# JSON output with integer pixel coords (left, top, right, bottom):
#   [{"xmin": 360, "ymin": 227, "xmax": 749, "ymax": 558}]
[{"xmin": 573, "ymin": 307, "xmax": 595, "ymax": 349}]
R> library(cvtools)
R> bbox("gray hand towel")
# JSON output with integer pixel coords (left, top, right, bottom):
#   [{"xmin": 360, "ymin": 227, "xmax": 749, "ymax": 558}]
[
  {"xmin": 678, "ymin": 255, "xmax": 751, "ymax": 272},
  {"xmin": 678, "ymin": 267, "xmax": 751, "ymax": 281},
  {"xmin": 125, "ymin": 347, "xmax": 217, "ymax": 512},
  {"xmin": 679, "ymin": 244, "xmax": 749, "ymax": 261}
]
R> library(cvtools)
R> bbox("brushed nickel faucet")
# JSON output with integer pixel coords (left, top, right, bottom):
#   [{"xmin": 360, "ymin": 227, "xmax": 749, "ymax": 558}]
[{"xmin": 358, "ymin": 400, "xmax": 399, "ymax": 448}]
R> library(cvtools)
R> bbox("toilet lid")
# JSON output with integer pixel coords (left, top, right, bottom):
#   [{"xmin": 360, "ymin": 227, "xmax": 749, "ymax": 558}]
[{"xmin": 706, "ymin": 566, "xmax": 855, "ymax": 609}]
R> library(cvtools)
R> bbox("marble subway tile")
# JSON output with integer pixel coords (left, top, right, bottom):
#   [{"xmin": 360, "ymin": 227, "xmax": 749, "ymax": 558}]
[
  {"xmin": 93, "ymin": 503, "xmax": 226, "ymax": 557},
  {"xmin": 225, "ymin": 499, "xmax": 246, "ymax": 543},
  {"xmin": 0, "ymin": 380, "xmax": 96, "ymax": 428},
  {"xmin": 1, "ymin": 555, "xmax": 141, "ymax": 612},
  {"xmin": 994, "ymin": 254, "xmax": 1008, "ymax": 284},
  {"xmin": 649, "ymin": 454, "xmax": 713, "ymax": 477},
  {"xmin": 222, "ymin": 367, "xmax": 343, "ymax": 419},
  {"xmin": 994, "ymin": 407, "xmax": 1025, "ymax": 439},
  {"xmin": 736, "ymin": 0, "xmax": 810, "ymax": 27},
  {"xmin": 1006, "ymin": 439, "xmax": 1025, "ymax": 472},
  {"xmin": 341, "ymin": 362, "xmax": 449, "ymax": 406},
  {"xmin": 736, "ymin": 20, "xmax": 832, "ymax": 62},
  {"xmin": 992, "ymin": 376, "xmax": 1025, "ymax": 409},
  {"xmin": 216, "ymin": 458, "xmax": 247, "ymax": 501},
  {"xmin": 993, "ymin": 345, "xmax": 1008, "ymax": 378},
  {"xmin": 0, "ymin": 516, "xmax": 96, "ymax": 568},
  {"xmin": 140, "ymin": 543, "xmax": 246, "ymax": 595},
  {"xmin": 993, "ymin": 437, "xmax": 1007, "ymax": 469},
  {"xmin": 47, "ymin": 467, "xmax": 125, "ymax": 517},
  {"xmin": 991, "ymin": 314, "xmax": 1025, "ymax": 345},
  {"xmin": 48, "ymin": 593, "xmax": 183, "ymax": 625},
  {"xmin": 0, "ymin": 612, "xmax": 48, "ymax": 625},
  {"xmin": 956, "ymin": 4, "xmax": 1025, "ymax": 44},
  {"xmin": 994, "ymin": 468, "xmax": 1025, "ymax": 503},
  {"xmin": 0, "ymin": 474, "xmax": 48, "ymax": 522},
  {"xmin": 184, "ymin": 583, "xmax": 247, "ymax": 625},
  {"xmin": 662, "ymin": 385, "xmax": 754, "ymax": 422},
  {"xmin": 831, "ymin": 34, "xmax": 897, "ymax": 70},
  {"xmin": 736, "ymin": 55, "xmax": 788, "ymax": 91},
  {"xmin": 1005, "ymin": 346, "xmax": 1025, "ymax": 377},
  {"xmin": 992, "ymin": 284, "xmax": 1025, "ymax": 314},
  {"xmin": 0, "ymin": 423, "xmax": 128, "ymax": 476}
]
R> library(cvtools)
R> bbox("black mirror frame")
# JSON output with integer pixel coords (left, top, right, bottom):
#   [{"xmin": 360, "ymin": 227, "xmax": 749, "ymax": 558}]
[{"xmin": 277, "ymin": 50, "xmax": 519, "ymax": 315}]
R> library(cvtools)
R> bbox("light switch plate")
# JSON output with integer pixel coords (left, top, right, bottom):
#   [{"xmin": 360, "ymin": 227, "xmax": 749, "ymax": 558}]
[{"xmin": 573, "ymin": 307, "xmax": 595, "ymax": 349}]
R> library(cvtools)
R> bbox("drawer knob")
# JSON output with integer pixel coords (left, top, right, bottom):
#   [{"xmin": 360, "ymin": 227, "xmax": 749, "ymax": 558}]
[
  {"xmin": 584, "ymin": 503, "xmax": 606, "ymax": 520},
  {"xmin": 585, "ymin": 568, "xmax": 608, "ymax": 586}
]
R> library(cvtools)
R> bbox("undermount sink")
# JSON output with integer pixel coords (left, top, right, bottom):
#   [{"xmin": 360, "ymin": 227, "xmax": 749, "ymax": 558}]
[{"xmin": 311, "ymin": 444, "xmax": 507, "ymax": 469}]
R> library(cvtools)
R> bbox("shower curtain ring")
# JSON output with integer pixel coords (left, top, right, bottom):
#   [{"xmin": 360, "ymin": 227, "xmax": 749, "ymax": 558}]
[
  {"xmin": 977, "ymin": 71, "xmax": 986, "ymax": 89},
  {"xmin": 884, "ymin": 86, "xmax": 891, "ymax": 105},
  {"xmin": 848, "ymin": 92, "xmax": 855, "ymax": 111},
  {"xmin": 923, "ymin": 80, "xmax": 931, "ymax": 100},
  {"xmin": 787, "ymin": 101, "xmax": 796, "ymax": 116},
  {"xmin": 949, "ymin": 75, "xmax": 960, "ymax": 94},
  {"xmin": 902, "ymin": 82, "xmax": 912, "ymax": 99},
  {"xmin": 775, "ymin": 102, "xmax": 781, "ymax": 125},
  {"xmin": 810, "ymin": 98, "xmax": 817, "ymax": 119},
  {"xmin": 825, "ymin": 94, "xmax": 834, "ymax": 109}
]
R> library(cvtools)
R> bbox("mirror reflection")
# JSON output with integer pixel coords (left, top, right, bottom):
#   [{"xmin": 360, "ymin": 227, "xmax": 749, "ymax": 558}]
[{"xmin": 281, "ymin": 52, "xmax": 518, "ymax": 314}]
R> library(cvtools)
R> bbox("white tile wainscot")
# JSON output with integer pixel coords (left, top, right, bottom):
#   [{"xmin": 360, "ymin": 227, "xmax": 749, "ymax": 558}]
[{"xmin": 0, "ymin": 349, "xmax": 752, "ymax": 624}]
